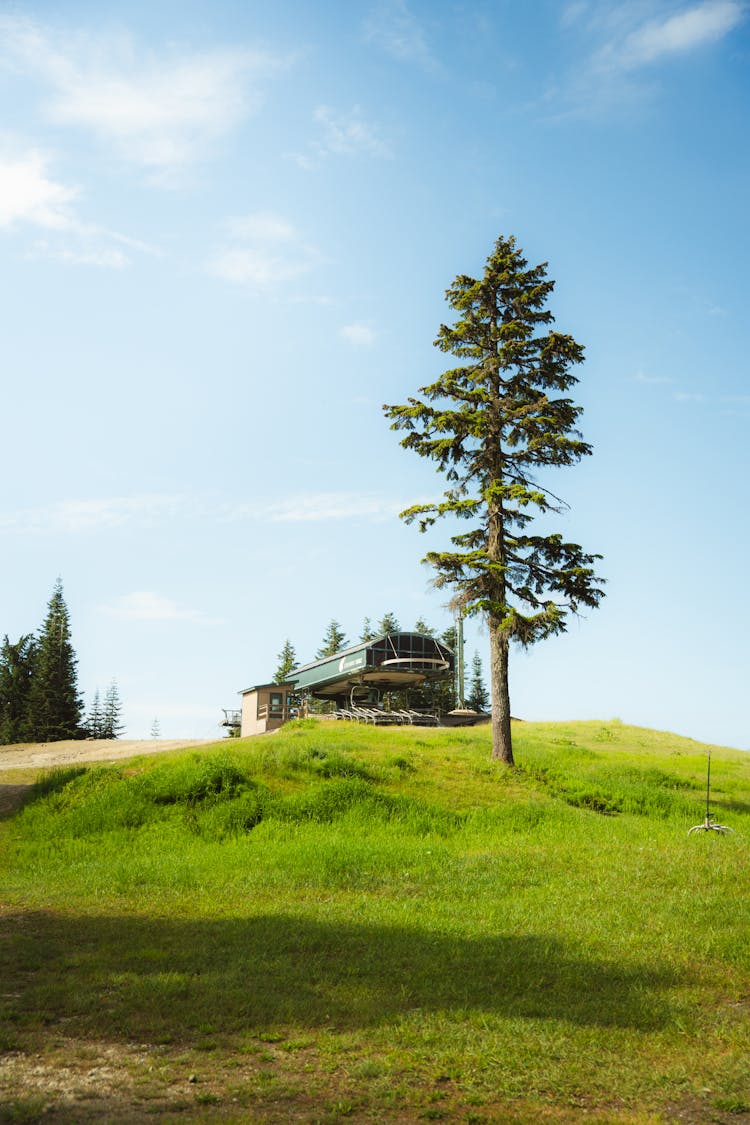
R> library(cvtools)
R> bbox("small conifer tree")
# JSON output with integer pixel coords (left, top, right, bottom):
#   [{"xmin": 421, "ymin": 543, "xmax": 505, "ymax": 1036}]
[
  {"xmin": 87, "ymin": 689, "xmax": 104, "ymax": 738},
  {"xmin": 468, "ymin": 652, "xmax": 489, "ymax": 713},
  {"xmin": 274, "ymin": 639, "xmax": 298, "ymax": 684},
  {"xmin": 316, "ymin": 620, "xmax": 347, "ymax": 658},
  {"xmin": 376, "ymin": 612, "xmax": 400, "ymax": 635},
  {"xmin": 359, "ymin": 617, "xmax": 376, "ymax": 642},
  {"xmin": 102, "ymin": 680, "xmax": 124, "ymax": 739}
]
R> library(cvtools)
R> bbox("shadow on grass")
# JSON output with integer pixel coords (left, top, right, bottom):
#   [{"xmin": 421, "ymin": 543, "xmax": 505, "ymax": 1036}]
[
  {"xmin": 0, "ymin": 784, "xmax": 32, "ymax": 821},
  {"xmin": 1, "ymin": 910, "xmax": 681, "ymax": 1046}
]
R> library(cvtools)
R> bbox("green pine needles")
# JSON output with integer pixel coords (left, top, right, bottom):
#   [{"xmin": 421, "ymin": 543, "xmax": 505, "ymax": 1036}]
[
  {"xmin": 25, "ymin": 579, "xmax": 84, "ymax": 743},
  {"xmin": 384, "ymin": 235, "xmax": 604, "ymax": 765}
]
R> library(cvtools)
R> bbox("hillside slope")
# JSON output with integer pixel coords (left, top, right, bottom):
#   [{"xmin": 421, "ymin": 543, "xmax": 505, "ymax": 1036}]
[{"xmin": 1, "ymin": 719, "xmax": 748, "ymax": 1124}]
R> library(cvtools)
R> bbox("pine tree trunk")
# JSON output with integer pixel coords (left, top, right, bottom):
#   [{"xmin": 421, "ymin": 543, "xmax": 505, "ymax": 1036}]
[{"xmin": 489, "ymin": 619, "xmax": 514, "ymax": 764}]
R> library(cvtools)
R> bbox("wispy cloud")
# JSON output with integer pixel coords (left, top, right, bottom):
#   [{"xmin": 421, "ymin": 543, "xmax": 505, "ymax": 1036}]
[
  {"xmin": 339, "ymin": 322, "xmax": 377, "ymax": 347},
  {"xmin": 244, "ymin": 492, "xmax": 409, "ymax": 523},
  {"xmin": 0, "ymin": 489, "xmax": 412, "ymax": 535},
  {"xmin": 315, "ymin": 105, "xmax": 390, "ymax": 157},
  {"xmin": 601, "ymin": 1, "xmax": 746, "ymax": 71},
  {"xmin": 636, "ymin": 381, "xmax": 748, "ymax": 410},
  {"xmin": 26, "ymin": 241, "xmax": 130, "ymax": 268},
  {"xmin": 294, "ymin": 105, "xmax": 391, "ymax": 168},
  {"xmin": 0, "ymin": 148, "xmax": 78, "ymax": 230},
  {"xmin": 551, "ymin": 1, "xmax": 746, "ymax": 118},
  {"xmin": 209, "ymin": 210, "xmax": 320, "ymax": 288},
  {"xmin": 561, "ymin": 1, "xmax": 591, "ymax": 28},
  {"xmin": 633, "ymin": 370, "xmax": 675, "ymax": 385},
  {"xmin": 101, "ymin": 591, "xmax": 220, "ymax": 623},
  {"xmin": 363, "ymin": 0, "xmax": 440, "ymax": 72},
  {"xmin": 0, "ymin": 494, "xmax": 186, "ymax": 534},
  {"xmin": 0, "ymin": 144, "xmax": 158, "ymax": 265},
  {"xmin": 226, "ymin": 212, "xmax": 296, "ymax": 241},
  {"xmin": 209, "ymin": 247, "xmax": 312, "ymax": 286},
  {"xmin": 0, "ymin": 16, "xmax": 284, "ymax": 177}
]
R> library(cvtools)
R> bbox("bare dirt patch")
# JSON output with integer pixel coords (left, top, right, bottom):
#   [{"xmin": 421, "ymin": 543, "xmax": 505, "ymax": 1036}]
[{"xmin": 0, "ymin": 738, "xmax": 216, "ymax": 774}]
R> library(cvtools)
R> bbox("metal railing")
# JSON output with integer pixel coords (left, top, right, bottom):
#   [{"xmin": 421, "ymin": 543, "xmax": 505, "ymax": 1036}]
[{"xmin": 257, "ymin": 703, "xmax": 295, "ymax": 723}]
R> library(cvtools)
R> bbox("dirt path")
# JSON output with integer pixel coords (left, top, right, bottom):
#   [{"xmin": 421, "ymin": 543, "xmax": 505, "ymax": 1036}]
[
  {"xmin": 0, "ymin": 740, "xmax": 216, "ymax": 819},
  {"xmin": 0, "ymin": 738, "xmax": 215, "ymax": 773}
]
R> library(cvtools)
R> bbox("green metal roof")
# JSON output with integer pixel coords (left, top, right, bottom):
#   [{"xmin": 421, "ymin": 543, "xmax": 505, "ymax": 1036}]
[{"xmin": 289, "ymin": 631, "xmax": 454, "ymax": 699}]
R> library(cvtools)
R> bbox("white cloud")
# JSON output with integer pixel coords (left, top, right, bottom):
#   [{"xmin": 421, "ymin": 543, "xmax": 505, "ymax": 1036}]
[
  {"xmin": 226, "ymin": 211, "xmax": 296, "ymax": 241},
  {"xmin": 314, "ymin": 105, "xmax": 390, "ymax": 158},
  {"xmin": 339, "ymin": 323, "xmax": 377, "ymax": 347},
  {"xmin": 0, "ymin": 149, "xmax": 78, "ymax": 230},
  {"xmin": 626, "ymin": 1, "xmax": 743, "ymax": 66},
  {"xmin": 561, "ymin": 1, "xmax": 592, "ymax": 27},
  {"xmin": 247, "ymin": 492, "xmax": 408, "ymax": 523},
  {"xmin": 209, "ymin": 211, "xmax": 319, "ymax": 289},
  {"xmin": 633, "ymin": 370, "xmax": 674, "ymax": 385},
  {"xmin": 209, "ymin": 247, "xmax": 311, "ymax": 286},
  {"xmin": 27, "ymin": 241, "xmax": 130, "ymax": 268},
  {"xmin": 0, "ymin": 489, "xmax": 412, "ymax": 536},
  {"xmin": 673, "ymin": 391, "xmax": 705, "ymax": 402},
  {"xmin": 598, "ymin": 1, "xmax": 745, "ymax": 72},
  {"xmin": 52, "ymin": 495, "xmax": 185, "ymax": 531},
  {"xmin": 363, "ymin": 0, "xmax": 439, "ymax": 71},
  {"xmin": 101, "ymin": 591, "xmax": 218, "ymax": 623},
  {"xmin": 549, "ymin": 1, "xmax": 746, "ymax": 119},
  {"xmin": 0, "ymin": 16, "xmax": 282, "ymax": 176},
  {"xmin": 0, "ymin": 144, "xmax": 158, "ymax": 264},
  {"xmin": 293, "ymin": 105, "xmax": 391, "ymax": 169},
  {"xmin": 0, "ymin": 494, "xmax": 186, "ymax": 534}
]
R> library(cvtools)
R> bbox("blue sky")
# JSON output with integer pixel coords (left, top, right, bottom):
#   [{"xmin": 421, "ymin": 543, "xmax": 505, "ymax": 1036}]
[{"xmin": 1, "ymin": 0, "xmax": 748, "ymax": 747}]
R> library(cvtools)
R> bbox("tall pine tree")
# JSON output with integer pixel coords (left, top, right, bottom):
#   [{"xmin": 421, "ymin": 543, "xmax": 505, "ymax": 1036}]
[
  {"xmin": 384, "ymin": 235, "xmax": 604, "ymax": 764},
  {"xmin": 26, "ymin": 579, "xmax": 84, "ymax": 743}
]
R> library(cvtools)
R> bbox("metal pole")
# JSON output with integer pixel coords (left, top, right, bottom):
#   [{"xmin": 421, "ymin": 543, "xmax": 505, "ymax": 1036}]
[{"xmin": 455, "ymin": 611, "xmax": 465, "ymax": 708}]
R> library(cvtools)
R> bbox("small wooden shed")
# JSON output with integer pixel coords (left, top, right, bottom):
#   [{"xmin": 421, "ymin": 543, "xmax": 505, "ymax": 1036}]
[{"xmin": 240, "ymin": 682, "xmax": 296, "ymax": 737}]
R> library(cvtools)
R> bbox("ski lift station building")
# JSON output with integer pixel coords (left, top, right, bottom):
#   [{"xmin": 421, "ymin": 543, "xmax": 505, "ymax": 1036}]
[{"xmin": 238, "ymin": 631, "xmax": 455, "ymax": 737}]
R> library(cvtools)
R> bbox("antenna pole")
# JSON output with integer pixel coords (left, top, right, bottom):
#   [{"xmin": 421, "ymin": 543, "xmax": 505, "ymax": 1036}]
[
  {"xmin": 706, "ymin": 747, "xmax": 711, "ymax": 821},
  {"xmin": 688, "ymin": 745, "xmax": 733, "ymax": 835}
]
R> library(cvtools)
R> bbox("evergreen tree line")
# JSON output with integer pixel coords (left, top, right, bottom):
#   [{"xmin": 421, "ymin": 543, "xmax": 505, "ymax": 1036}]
[
  {"xmin": 273, "ymin": 613, "xmax": 489, "ymax": 715},
  {"xmin": 0, "ymin": 579, "xmax": 124, "ymax": 745}
]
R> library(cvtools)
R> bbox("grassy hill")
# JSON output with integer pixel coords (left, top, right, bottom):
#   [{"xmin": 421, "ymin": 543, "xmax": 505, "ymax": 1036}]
[{"xmin": 1, "ymin": 719, "xmax": 748, "ymax": 1123}]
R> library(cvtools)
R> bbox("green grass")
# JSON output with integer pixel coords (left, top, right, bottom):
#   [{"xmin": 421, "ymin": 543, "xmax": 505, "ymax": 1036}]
[{"xmin": 1, "ymin": 719, "xmax": 749, "ymax": 1123}]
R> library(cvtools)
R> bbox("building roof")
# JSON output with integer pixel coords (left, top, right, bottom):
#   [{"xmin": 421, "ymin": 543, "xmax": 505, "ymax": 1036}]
[
  {"xmin": 289, "ymin": 631, "xmax": 453, "ymax": 698},
  {"xmin": 239, "ymin": 681, "xmax": 296, "ymax": 696}
]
